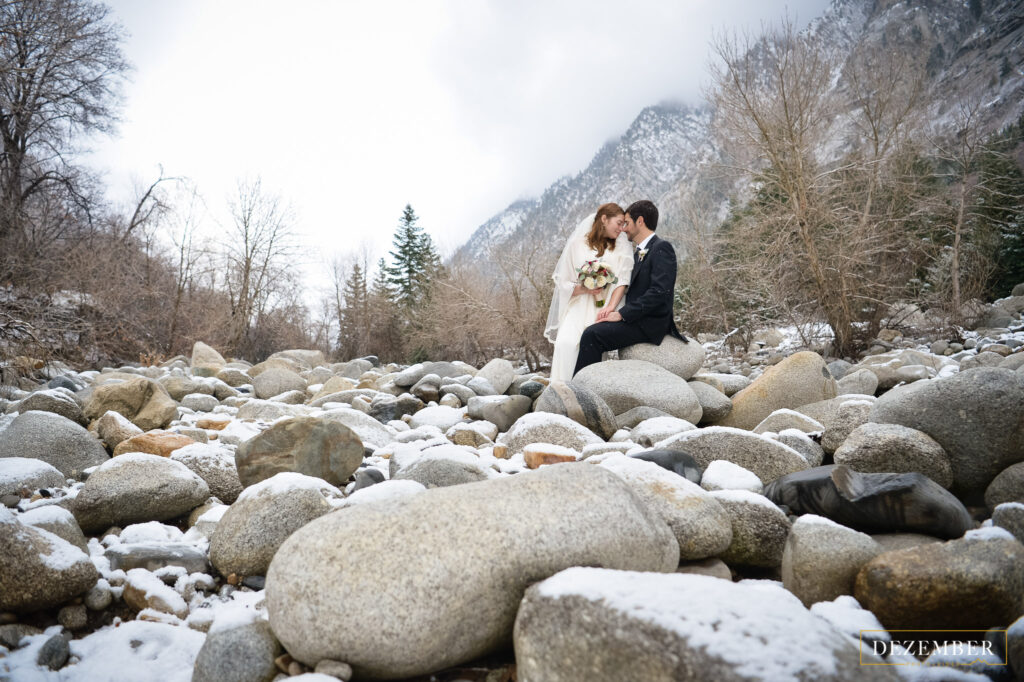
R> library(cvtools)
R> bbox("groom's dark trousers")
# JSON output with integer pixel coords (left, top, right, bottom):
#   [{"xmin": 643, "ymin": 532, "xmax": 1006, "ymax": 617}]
[{"xmin": 573, "ymin": 234, "xmax": 684, "ymax": 376}]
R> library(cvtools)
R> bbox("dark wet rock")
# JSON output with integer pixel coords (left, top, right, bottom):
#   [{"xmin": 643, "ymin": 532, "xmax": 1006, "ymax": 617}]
[
  {"xmin": 765, "ymin": 465, "xmax": 973, "ymax": 539},
  {"xmin": 628, "ymin": 449, "xmax": 702, "ymax": 485}
]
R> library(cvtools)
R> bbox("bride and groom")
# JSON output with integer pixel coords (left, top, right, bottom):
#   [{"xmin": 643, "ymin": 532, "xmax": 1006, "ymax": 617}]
[{"xmin": 545, "ymin": 199, "xmax": 686, "ymax": 382}]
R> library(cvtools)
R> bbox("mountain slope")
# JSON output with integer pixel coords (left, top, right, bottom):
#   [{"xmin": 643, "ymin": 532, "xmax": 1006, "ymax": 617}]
[{"xmin": 457, "ymin": 0, "xmax": 1024, "ymax": 265}]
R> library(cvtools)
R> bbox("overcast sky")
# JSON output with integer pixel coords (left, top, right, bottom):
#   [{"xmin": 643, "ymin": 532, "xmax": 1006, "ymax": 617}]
[{"xmin": 90, "ymin": 0, "xmax": 831, "ymax": 287}]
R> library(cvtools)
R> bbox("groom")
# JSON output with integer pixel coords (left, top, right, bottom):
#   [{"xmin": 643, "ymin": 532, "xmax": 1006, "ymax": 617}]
[{"xmin": 573, "ymin": 199, "xmax": 686, "ymax": 376}]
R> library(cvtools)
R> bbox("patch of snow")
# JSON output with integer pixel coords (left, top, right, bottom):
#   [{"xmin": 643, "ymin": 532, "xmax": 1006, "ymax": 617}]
[
  {"xmin": 35, "ymin": 526, "xmax": 89, "ymax": 570},
  {"xmin": 701, "ymin": 460, "xmax": 763, "ymax": 493},
  {"xmin": 963, "ymin": 526, "xmax": 1015, "ymax": 542},
  {"xmin": 125, "ymin": 568, "xmax": 187, "ymax": 615},
  {"xmin": 119, "ymin": 522, "xmax": 185, "ymax": 544},
  {"xmin": 237, "ymin": 471, "xmax": 341, "ymax": 502},
  {"xmin": 522, "ymin": 442, "xmax": 579, "ymax": 459},
  {"xmin": 0, "ymin": 457, "xmax": 64, "ymax": 487},
  {"xmin": 64, "ymin": 619, "xmax": 205, "ymax": 681},
  {"xmin": 340, "ymin": 480, "xmax": 426, "ymax": 507},
  {"xmin": 810, "ymin": 595, "xmax": 889, "ymax": 643},
  {"xmin": 535, "ymin": 569, "xmax": 856, "ymax": 678}
]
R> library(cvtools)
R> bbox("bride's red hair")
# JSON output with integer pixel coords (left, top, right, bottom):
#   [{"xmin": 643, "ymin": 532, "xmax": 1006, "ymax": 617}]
[{"xmin": 586, "ymin": 203, "xmax": 623, "ymax": 257}]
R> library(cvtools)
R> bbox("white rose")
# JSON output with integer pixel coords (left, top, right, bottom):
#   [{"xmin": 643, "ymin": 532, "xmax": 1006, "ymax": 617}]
[
  {"xmin": 583, "ymin": 277, "xmax": 596, "ymax": 289},
  {"xmin": 595, "ymin": 276, "xmax": 607, "ymax": 287}
]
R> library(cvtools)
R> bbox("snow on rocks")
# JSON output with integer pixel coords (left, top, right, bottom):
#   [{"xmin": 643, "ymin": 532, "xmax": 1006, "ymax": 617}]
[
  {"xmin": 71, "ymin": 453, "xmax": 210, "ymax": 533},
  {"xmin": 700, "ymin": 460, "xmax": 763, "ymax": 494},
  {"xmin": 0, "ymin": 411, "xmax": 109, "ymax": 479},
  {"xmin": 0, "ymin": 506, "xmax": 98, "ymax": 613},
  {"xmin": 655, "ymin": 426, "xmax": 809, "ymax": 485},
  {"xmin": 0, "ymin": 457, "xmax": 67, "ymax": 497},
  {"xmin": 514, "ymin": 569, "xmax": 896, "ymax": 681},
  {"xmin": 496, "ymin": 411, "xmax": 603, "ymax": 455}
]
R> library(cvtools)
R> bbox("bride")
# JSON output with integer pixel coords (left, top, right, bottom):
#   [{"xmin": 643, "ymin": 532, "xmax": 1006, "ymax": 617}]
[{"xmin": 545, "ymin": 203, "xmax": 634, "ymax": 382}]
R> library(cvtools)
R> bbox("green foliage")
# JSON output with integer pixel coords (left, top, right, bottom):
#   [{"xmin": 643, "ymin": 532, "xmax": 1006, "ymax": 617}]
[{"xmin": 384, "ymin": 204, "xmax": 443, "ymax": 311}]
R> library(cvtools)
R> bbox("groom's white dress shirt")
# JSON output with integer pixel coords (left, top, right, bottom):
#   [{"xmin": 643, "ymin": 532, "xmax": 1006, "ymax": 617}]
[{"xmin": 635, "ymin": 234, "xmax": 654, "ymax": 253}]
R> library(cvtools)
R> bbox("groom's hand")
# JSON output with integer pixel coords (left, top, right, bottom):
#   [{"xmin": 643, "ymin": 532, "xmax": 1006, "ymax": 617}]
[{"xmin": 599, "ymin": 311, "xmax": 623, "ymax": 323}]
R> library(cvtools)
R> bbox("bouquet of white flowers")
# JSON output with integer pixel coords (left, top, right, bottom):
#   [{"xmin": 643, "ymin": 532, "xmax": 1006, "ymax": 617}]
[{"xmin": 576, "ymin": 259, "xmax": 618, "ymax": 308}]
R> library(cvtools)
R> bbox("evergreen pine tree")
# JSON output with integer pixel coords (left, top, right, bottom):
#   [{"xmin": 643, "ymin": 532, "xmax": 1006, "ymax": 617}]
[
  {"xmin": 337, "ymin": 262, "xmax": 367, "ymax": 359},
  {"xmin": 384, "ymin": 204, "xmax": 442, "ymax": 310}
]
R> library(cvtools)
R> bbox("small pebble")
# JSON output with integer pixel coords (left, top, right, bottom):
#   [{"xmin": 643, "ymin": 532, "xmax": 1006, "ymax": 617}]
[
  {"xmin": 58, "ymin": 604, "xmax": 88, "ymax": 630},
  {"xmin": 36, "ymin": 633, "xmax": 70, "ymax": 670},
  {"xmin": 315, "ymin": 660, "xmax": 354, "ymax": 681}
]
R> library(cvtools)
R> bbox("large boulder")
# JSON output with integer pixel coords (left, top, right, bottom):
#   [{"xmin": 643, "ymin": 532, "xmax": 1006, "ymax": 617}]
[
  {"xmin": 514, "ymin": 568, "xmax": 897, "ymax": 682},
  {"xmin": 833, "ymin": 423, "xmax": 954, "ymax": 488},
  {"xmin": 83, "ymin": 377, "xmax": 178, "ymax": 430},
  {"xmin": 210, "ymin": 473, "xmax": 337, "ymax": 578},
  {"xmin": 0, "ymin": 457, "xmax": 67, "ymax": 497},
  {"xmin": 619, "ymin": 335, "xmax": 705, "ymax": 380},
  {"xmin": 534, "ymin": 381, "xmax": 617, "ymax": 440},
  {"xmin": 72, "ymin": 453, "xmax": 210, "ymax": 533},
  {"xmin": 855, "ymin": 529, "xmax": 1024, "ymax": 630},
  {"xmin": 265, "ymin": 464, "xmax": 678, "ymax": 679},
  {"xmin": 654, "ymin": 426, "xmax": 808, "ymax": 485},
  {"xmin": 595, "ymin": 454, "xmax": 732, "ymax": 560},
  {"xmin": 0, "ymin": 411, "xmax": 108, "ymax": 479},
  {"xmin": 234, "ymin": 416, "xmax": 363, "ymax": 488},
  {"xmin": 781, "ymin": 515, "xmax": 883, "ymax": 607},
  {"xmin": 252, "ymin": 367, "xmax": 306, "ymax": 400},
  {"xmin": 765, "ymin": 465, "xmax": 974, "ymax": 540},
  {"xmin": 0, "ymin": 507, "xmax": 98, "ymax": 613},
  {"xmin": 574, "ymin": 359, "xmax": 702, "ymax": 423},
  {"xmin": 716, "ymin": 352, "xmax": 837, "ymax": 430},
  {"xmin": 869, "ymin": 367, "xmax": 1024, "ymax": 500},
  {"xmin": 497, "ymin": 412, "xmax": 603, "ymax": 455}
]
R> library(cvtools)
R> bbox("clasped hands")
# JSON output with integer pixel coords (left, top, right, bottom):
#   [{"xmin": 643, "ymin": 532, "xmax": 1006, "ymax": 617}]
[{"xmin": 573, "ymin": 284, "xmax": 621, "ymax": 323}]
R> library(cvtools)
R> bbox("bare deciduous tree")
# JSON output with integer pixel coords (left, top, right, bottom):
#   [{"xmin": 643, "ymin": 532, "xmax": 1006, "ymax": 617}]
[
  {"xmin": 223, "ymin": 177, "xmax": 298, "ymax": 357},
  {"xmin": 0, "ymin": 0, "xmax": 127, "ymax": 255},
  {"xmin": 708, "ymin": 18, "xmax": 932, "ymax": 354}
]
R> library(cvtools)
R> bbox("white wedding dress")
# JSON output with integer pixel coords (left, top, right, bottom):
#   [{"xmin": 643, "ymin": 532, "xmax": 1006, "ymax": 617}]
[{"xmin": 545, "ymin": 215, "xmax": 634, "ymax": 382}]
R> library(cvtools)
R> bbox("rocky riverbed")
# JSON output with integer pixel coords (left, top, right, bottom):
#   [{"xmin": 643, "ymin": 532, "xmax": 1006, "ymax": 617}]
[{"xmin": 2, "ymin": 296, "xmax": 1024, "ymax": 681}]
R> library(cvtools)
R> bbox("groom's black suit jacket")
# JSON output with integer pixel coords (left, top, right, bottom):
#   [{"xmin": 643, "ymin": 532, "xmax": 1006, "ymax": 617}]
[{"xmin": 618, "ymin": 234, "xmax": 684, "ymax": 344}]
